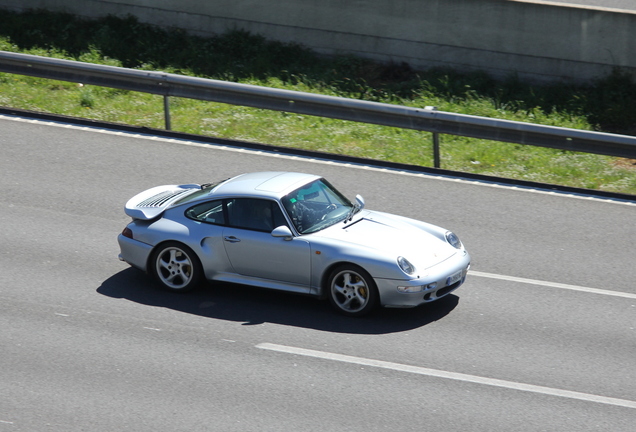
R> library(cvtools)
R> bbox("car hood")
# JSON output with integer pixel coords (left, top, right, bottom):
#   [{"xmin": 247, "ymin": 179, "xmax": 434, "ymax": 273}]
[{"xmin": 317, "ymin": 210, "xmax": 457, "ymax": 270}]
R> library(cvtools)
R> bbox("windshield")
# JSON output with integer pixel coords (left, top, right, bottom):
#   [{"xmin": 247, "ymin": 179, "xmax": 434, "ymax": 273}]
[{"xmin": 281, "ymin": 179, "xmax": 354, "ymax": 234}]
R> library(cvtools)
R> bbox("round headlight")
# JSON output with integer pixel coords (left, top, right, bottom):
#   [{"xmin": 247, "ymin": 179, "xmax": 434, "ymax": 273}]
[
  {"xmin": 397, "ymin": 256, "xmax": 416, "ymax": 275},
  {"xmin": 445, "ymin": 231, "xmax": 462, "ymax": 249}
]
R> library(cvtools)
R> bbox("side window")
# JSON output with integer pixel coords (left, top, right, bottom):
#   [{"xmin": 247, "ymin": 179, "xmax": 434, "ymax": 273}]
[
  {"xmin": 227, "ymin": 198, "xmax": 287, "ymax": 232},
  {"xmin": 185, "ymin": 200, "xmax": 225, "ymax": 225}
]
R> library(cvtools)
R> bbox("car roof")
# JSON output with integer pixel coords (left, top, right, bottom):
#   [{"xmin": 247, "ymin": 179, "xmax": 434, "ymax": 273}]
[{"xmin": 212, "ymin": 172, "xmax": 322, "ymax": 199}]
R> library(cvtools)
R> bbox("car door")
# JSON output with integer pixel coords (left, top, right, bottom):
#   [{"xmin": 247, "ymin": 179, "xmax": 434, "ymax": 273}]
[{"xmin": 222, "ymin": 198, "xmax": 311, "ymax": 288}]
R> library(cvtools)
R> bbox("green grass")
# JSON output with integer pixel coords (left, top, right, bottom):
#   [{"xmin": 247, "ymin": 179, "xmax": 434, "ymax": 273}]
[{"xmin": 1, "ymin": 9, "xmax": 636, "ymax": 194}]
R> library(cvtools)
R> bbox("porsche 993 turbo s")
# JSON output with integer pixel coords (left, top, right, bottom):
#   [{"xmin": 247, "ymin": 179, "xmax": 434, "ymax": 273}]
[{"xmin": 118, "ymin": 172, "xmax": 470, "ymax": 316}]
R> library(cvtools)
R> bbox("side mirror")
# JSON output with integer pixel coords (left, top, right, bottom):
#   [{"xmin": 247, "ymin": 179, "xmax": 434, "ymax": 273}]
[
  {"xmin": 271, "ymin": 225, "xmax": 293, "ymax": 241},
  {"xmin": 355, "ymin": 194, "xmax": 365, "ymax": 210}
]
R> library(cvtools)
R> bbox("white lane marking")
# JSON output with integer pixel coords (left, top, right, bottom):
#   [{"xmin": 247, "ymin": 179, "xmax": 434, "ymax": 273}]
[
  {"xmin": 257, "ymin": 343, "xmax": 636, "ymax": 410},
  {"xmin": 0, "ymin": 420, "xmax": 14, "ymax": 424},
  {"xmin": 1, "ymin": 114, "xmax": 635, "ymax": 207},
  {"xmin": 469, "ymin": 270, "xmax": 636, "ymax": 299}
]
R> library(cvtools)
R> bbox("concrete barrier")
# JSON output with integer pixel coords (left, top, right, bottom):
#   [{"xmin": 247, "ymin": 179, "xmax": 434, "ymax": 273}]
[{"xmin": 1, "ymin": 0, "xmax": 634, "ymax": 83}]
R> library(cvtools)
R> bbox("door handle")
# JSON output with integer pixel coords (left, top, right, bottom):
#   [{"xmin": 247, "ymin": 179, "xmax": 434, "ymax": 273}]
[{"xmin": 224, "ymin": 236, "xmax": 241, "ymax": 243}]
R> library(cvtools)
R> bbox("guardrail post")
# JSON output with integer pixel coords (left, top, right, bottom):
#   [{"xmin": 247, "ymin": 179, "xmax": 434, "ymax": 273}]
[
  {"xmin": 163, "ymin": 95, "xmax": 171, "ymax": 130},
  {"xmin": 433, "ymin": 132, "xmax": 440, "ymax": 168},
  {"xmin": 425, "ymin": 106, "xmax": 440, "ymax": 168}
]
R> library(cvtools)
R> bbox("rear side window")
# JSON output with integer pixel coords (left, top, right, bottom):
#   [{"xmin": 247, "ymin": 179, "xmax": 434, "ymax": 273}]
[{"xmin": 185, "ymin": 200, "xmax": 225, "ymax": 225}]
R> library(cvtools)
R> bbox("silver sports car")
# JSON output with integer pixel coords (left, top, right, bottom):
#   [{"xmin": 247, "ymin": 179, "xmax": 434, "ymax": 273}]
[{"xmin": 118, "ymin": 172, "xmax": 470, "ymax": 316}]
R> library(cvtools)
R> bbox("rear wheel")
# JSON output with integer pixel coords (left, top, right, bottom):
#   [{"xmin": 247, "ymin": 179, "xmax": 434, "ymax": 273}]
[
  {"xmin": 151, "ymin": 242, "xmax": 202, "ymax": 292},
  {"xmin": 327, "ymin": 265, "xmax": 378, "ymax": 316}
]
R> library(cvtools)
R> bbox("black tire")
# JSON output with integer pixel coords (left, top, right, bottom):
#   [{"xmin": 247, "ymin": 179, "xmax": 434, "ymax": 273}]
[
  {"xmin": 150, "ymin": 242, "xmax": 202, "ymax": 292},
  {"xmin": 327, "ymin": 265, "xmax": 379, "ymax": 317}
]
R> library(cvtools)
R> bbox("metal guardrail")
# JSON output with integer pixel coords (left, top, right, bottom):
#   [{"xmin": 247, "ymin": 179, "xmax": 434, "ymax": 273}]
[{"xmin": 1, "ymin": 50, "xmax": 636, "ymax": 164}]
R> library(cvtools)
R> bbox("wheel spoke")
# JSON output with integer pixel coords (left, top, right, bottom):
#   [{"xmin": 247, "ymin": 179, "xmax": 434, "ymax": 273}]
[
  {"xmin": 168, "ymin": 249, "xmax": 178, "ymax": 262},
  {"xmin": 165, "ymin": 271, "xmax": 179, "ymax": 283},
  {"xmin": 351, "ymin": 279, "xmax": 366, "ymax": 292},
  {"xmin": 348, "ymin": 290, "xmax": 366, "ymax": 309},
  {"xmin": 340, "ymin": 298, "xmax": 355, "ymax": 309},
  {"xmin": 158, "ymin": 256, "xmax": 171, "ymax": 271},
  {"xmin": 333, "ymin": 282, "xmax": 347, "ymax": 296}
]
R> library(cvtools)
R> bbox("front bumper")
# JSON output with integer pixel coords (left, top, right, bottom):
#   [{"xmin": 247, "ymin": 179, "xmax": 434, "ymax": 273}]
[{"xmin": 376, "ymin": 252, "xmax": 470, "ymax": 308}]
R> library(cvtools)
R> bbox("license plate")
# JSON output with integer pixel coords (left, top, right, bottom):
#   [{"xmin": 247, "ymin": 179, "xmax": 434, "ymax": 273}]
[{"xmin": 446, "ymin": 270, "xmax": 463, "ymax": 286}]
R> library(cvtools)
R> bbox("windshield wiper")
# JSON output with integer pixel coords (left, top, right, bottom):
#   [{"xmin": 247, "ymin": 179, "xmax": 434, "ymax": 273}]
[{"xmin": 344, "ymin": 204, "xmax": 360, "ymax": 223}]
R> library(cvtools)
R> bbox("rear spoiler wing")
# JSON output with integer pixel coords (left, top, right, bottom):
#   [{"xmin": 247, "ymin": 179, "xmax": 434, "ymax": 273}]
[{"xmin": 124, "ymin": 184, "xmax": 200, "ymax": 220}]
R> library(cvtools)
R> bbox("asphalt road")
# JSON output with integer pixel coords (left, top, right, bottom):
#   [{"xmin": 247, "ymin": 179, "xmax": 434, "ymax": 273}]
[{"xmin": 1, "ymin": 114, "xmax": 635, "ymax": 431}]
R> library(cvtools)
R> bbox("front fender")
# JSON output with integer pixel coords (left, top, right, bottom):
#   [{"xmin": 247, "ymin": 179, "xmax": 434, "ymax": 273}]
[{"xmin": 308, "ymin": 239, "xmax": 408, "ymax": 296}]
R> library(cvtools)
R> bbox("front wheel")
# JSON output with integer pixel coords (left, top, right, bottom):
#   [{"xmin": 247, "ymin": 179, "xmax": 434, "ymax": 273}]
[
  {"xmin": 151, "ymin": 242, "xmax": 202, "ymax": 292},
  {"xmin": 327, "ymin": 265, "xmax": 379, "ymax": 316}
]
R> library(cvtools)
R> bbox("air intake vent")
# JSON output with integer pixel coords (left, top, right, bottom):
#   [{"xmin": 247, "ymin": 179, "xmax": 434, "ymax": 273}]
[{"xmin": 138, "ymin": 190, "xmax": 190, "ymax": 207}]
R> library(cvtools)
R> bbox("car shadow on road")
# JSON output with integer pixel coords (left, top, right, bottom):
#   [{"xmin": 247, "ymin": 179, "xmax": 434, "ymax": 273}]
[{"xmin": 97, "ymin": 268, "xmax": 460, "ymax": 334}]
